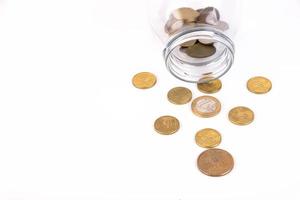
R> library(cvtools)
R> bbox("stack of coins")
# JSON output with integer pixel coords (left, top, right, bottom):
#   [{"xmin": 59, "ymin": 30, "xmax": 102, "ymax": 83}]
[
  {"xmin": 164, "ymin": 7, "xmax": 229, "ymax": 59},
  {"xmin": 133, "ymin": 72, "xmax": 272, "ymax": 177}
]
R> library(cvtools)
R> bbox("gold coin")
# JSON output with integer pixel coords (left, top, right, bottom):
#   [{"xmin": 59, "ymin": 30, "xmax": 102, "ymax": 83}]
[
  {"xmin": 185, "ymin": 42, "xmax": 216, "ymax": 58},
  {"xmin": 167, "ymin": 87, "xmax": 192, "ymax": 105},
  {"xmin": 132, "ymin": 72, "xmax": 157, "ymax": 89},
  {"xmin": 191, "ymin": 96, "xmax": 221, "ymax": 118},
  {"xmin": 197, "ymin": 149, "xmax": 234, "ymax": 177},
  {"xmin": 197, "ymin": 78, "xmax": 222, "ymax": 94},
  {"xmin": 171, "ymin": 7, "xmax": 200, "ymax": 23},
  {"xmin": 195, "ymin": 128, "xmax": 222, "ymax": 148},
  {"xmin": 247, "ymin": 76, "xmax": 272, "ymax": 94},
  {"xmin": 228, "ymin": 106, "xmax": 254, "ymax": 126},
  {"xmin": 154, "ymin": 116, "xmax": 180, "ymax": 135}
]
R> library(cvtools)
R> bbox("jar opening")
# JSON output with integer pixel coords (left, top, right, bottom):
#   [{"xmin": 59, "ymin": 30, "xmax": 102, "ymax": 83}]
[{"xmin": 163, "ymin": 26, "xmax": 235, "ymax": 83}]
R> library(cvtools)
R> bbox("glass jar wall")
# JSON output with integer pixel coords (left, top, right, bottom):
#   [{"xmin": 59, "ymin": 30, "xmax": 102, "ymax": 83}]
[{"xmin": 149, "ymin": 0, "xmax": 240, "ymax": 83}]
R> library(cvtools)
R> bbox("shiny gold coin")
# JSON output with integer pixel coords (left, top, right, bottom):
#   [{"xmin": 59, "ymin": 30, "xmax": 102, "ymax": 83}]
[
  {"xmin": 167, "ymin": 87, "xmax": 192, "ymax": 105},
  {"xmin": 197, "ymin": 78, "xmax": 222, "ymax": 94},
  {"xmin": 172, "ymin": 7, "xmax": 200, "ymax": 23},
  {"xmin": 132, "ymin": 72, "xmax": 157, "ymax": 89},
  {"xmin": 185, "ymin": 42, "xmax": 216, "ymax": 58},
  {"xmin": 191, "ymin": 96, "xmax": 221, "ymax": 118},
  {"xmin": 154, "ymin": 116, "xmax": 180, "ymax": 135},
  {"xmin": 195, "ymin": 128, "xmax": 222, "ymax": 148},
  {"xmin": 228, "ymin": 106, "xmax": 254, "ymax": 126},
  {"xmin": 247, "ymin": 76, "xmax": 272, "ymax": 94},
  {"xmin": 197, "ymin": 148, "xmax": 234, "ymax": 177}
]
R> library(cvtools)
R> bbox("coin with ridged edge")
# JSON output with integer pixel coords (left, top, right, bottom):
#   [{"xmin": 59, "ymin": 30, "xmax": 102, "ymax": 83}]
[
  {"xmin": 154, "ymin": 116, "xmax": 180, "ymax": 135},
  {"xmin": 247, "ymin": 76, "xmax": 272, "ymax": 94},
  {"xmin": 191, "ymin": 96, "xmax": 221, "ymax": 118},
  {"xmin": 167, "ymin": 87, "xmax": 192, "ymax": 105},
  {"xmin": 228, "ymin": 106, "xmax": 254, "ymax": 126},
  {"xmin": 197, "ymin": 148, "xmax": 234, "ymax": 177},
  {"xmin": 195, "ymin": 128, "xmax": 222, "ymax": 148},
  {"xmin": 132, "ymin": 72, "xmax": 157, "ymax": 89}
]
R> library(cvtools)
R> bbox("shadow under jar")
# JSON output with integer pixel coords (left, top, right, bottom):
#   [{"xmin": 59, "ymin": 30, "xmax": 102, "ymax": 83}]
[{"xmin": 149, "ymin": 0, "xmax": 240, "ymax": 83}]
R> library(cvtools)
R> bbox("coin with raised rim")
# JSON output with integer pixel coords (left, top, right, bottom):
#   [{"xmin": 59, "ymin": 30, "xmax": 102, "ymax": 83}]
[
  {"xmin": 247, "ymin": 76, "xmax": 272, "ymax": 94},
  {"xmin": 132, "ymin": 72, "xmax": 157, "ymax": 89},
  {"xmin": 195, "ymin": 128, "xmax": 222, "ymax": 148},
  {"xmin": 228, "ymin": 106, "xmax": 254, "ymax": 126},
  {"xmin": 154, "ymin": 116, "xmax": 180, "ymax": 135},
  {"xmin": 197, "ymin": 148, "xmax": 234, "ymax": 177},
  {"xmin": 167, "ymin": 87, "xmax": 192, "ymax": 105},
  {"xmin": 197, "ymin": 78, "xmax": 222, "ymax": 94},
  {"xmin": 191, "ymin": 96, "xmax": 221, "ymax": 118}
]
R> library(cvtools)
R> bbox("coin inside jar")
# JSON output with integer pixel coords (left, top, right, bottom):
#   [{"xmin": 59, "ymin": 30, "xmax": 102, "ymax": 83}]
[
  {"xmin": 191, "ymin": 96, "xmax": 221, "ymax": 118},
  {"xmin": 247, "ymin": 76, "xmax": 272, "ymax": 94},
  {"xmin": 132, "ymin": 72, "xmax": 157, "ymax": 89},
  {"xmin": 197, "ymin": 78, "xmax": 222, "ymax": 94},
  {"xmin": 154, "ymin": 116, "xmax": 180, "ymax": 135},
  {"xmin": 184, "ymin": 41, "xmax": 216, "ymax": 58},
  {"xmin": 197, "ymin": 149, "xmax": 234, "ymax": 177},
  {"xmin": 171, "ymin": 7, "xmax": 200, "ymax": 23},
  {"xmin": 195, "ymin": 128, "xmax": 222, "ymax": 148},
  {"xmin": 228, "ymin": 106, "xmax": 255, "ymax": 126},
  {"xmin": 167, "ymin": 87, "xmax": 192, "ymax": 105}
]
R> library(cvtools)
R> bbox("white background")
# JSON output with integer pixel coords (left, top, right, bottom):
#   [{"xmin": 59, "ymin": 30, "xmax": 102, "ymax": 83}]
[{"xmin": 1, "ymin": 0, "xmax": 300, "ymax": 199}]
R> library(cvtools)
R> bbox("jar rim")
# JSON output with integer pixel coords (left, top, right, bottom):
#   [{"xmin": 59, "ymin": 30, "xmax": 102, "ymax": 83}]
[{"xmin": 163, "ymin": 26, "xmax": 235, "ymax": 83}]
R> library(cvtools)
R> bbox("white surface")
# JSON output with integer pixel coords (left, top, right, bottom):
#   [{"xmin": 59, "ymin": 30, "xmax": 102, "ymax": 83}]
[{"xmin": 1, "ymin": 0, "xmax": 300, "ymax": 199}]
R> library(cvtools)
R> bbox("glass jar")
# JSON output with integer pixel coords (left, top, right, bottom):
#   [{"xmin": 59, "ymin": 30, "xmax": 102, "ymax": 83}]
[{"xmin": 148, "ymin": 0, "xmax": 240, "ymax": 83}]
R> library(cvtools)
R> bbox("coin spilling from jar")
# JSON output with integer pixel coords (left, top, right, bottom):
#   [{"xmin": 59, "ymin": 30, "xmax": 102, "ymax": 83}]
[
  {"xmin": 133, "ymin": 72, "xmax": 273, "ymax": 177},
  {"xmin": 165, "ymin": 7, "xmax": 229, "ymax": 59}
]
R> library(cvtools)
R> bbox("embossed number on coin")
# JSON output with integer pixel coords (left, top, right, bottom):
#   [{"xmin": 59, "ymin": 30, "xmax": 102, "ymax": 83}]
[{"xmin": 154, "ymin": 116, "xmax": 180, "ymax": 135}]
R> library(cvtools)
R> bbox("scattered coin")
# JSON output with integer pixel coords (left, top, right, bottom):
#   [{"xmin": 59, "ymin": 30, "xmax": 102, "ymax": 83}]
[
  {"xmin": 172, "ymin": 7, "xmax": 200, "ymax": 23},
  {"xmin": 185, "ymin": 41, "xmax": 216, "ymax": 58},
  {"xmin": 197, "ymin": 78, "xmax": 222, "ymax": 94},
  {"xmin": 167, "ymin": 87, "xmax": 192, "ymax": 105},
  {"xmin": 195, "ymin": 128, "xmax": 222, "ymax": 148},
  {"xmin": 247, "ymin": 76, "xmax": 272, "ymax": 94},
  {"xmin": 197, "ymin": 148, "xmax": 234, "ymax": 177},
  {"xmin": 132, "ymin": 72, "xmax": 157, "ymax": 89},
  {"xmin": 154, "ymin": 116, "xmax": 180, "ymax": 135},
  {"xmin": 191, "ymin": 96, "xmax": 221, "ymax": 118},
  {"xmin": 228, "ymin": 106, "xmax": 254, "ymax": 126}
]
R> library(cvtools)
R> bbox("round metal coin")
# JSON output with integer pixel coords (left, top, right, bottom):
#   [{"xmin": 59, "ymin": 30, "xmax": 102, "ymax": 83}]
[
  {"xmin": 154, "ymin": 116, "xmax": 180, "ymax": 135},
  {"xmin": 197, "ymin": 78, "xmax": 222, "ymax": 94},
  {"xmin": 247, "ymin": 76, "xmax": 272, "ymax": 94},
  {"xmin": 167, "ymin": 87, "xmax": 192, "ymax": 105},
  {"xmin": 195, "ymin": 128, "xmax": 222, "ymax": 148},
  {"xmin": 228, "ymin": 106, "xmax": 254, "ymax": 126},
  {"xmin": 197, "ymin": 148, "xmax": 234, "ymax": 177},
  {"xmin": 132, "ymin": 72, "xmax": 157, "ymax": 89},
  {"xmin": 191, "ymin": 96, "xmax": 221, "ymax": 118}
]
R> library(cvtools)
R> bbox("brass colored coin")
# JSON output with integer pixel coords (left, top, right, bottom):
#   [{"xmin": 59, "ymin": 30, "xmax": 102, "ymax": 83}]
[
  {"xmin": 154, "ymin": 116, "xmax": 180, "ymax": 135},
  {"xmin": 228, "ymin": 106, "xmax": 254, "ymax": 126},
  {"xmin": 195, "ymin": 128, "xmax": 222, "ymax": 148},
  {"xmin": 167, "ymin": 87, "xmax": 192, "ymax": 105},
  {"xmin": 172, "ymin": 7, "xmax": 200, "ymax": 23},
  {"xmin": 132, "ymin": 72, "xmax": 157, "ymax": 89},
  {"xmin": 197, "ymin": 78, "xmax": 222, "ymax": 94},
  {"xmin": 197, "ymin": 149, "xmax": 234, "ymax": 177},
  {"xmin": 247, "ymin": 76, "xmax": 272, "ymax": 94},
  {"xmin": 191, "ymin": 96, "xmax": 221, "ymax": 118},
  {"xmin": 185, "ymin": 42, "xmax": 216, "ymax": 58}
]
